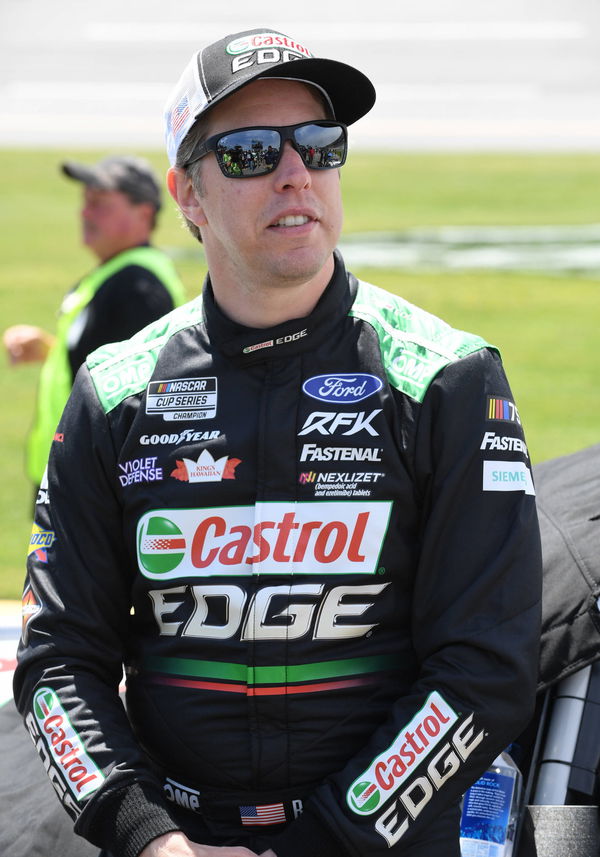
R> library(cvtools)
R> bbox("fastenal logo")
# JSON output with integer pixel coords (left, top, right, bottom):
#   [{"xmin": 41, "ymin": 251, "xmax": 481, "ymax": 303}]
[
  {"xmin": 347, "ymin": 692, "xmax": 457, "ymax": 815},
  {"xmin": 32, "ymin": 687, "xmax": 105, "ymax": 800},
  {"xmin": 136, "ymin": 501, "xmax": 392, "ymax": 580},
  {"xmin": 479, "ymin": 432, "xmax": 528, "ymax": 455},
  {"xmin": 303, "ymin": 374, "xmax": 382, "ymax": 404},
  {"xmin": 138, "ymin": 515, "xmax": 187, "ymax": 575}
]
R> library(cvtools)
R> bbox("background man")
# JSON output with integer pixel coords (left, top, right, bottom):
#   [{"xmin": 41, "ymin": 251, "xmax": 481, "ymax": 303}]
[
  {"xmin": 3, "ymin": 155, "xmax": 186, "ymax": 488},
  {"xmin": 13, "ymin": 28, "xmax": 542, "ymax": 857}
]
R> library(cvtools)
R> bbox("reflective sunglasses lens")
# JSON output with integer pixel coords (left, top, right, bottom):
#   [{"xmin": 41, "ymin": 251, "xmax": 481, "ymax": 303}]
[
  {"xmin": 216, "ymin": 129, "xmax": 280, "ymax": 177},
  {"xmin": 295, "ymin": 124, "xmax": 346, "ymax": 169}
]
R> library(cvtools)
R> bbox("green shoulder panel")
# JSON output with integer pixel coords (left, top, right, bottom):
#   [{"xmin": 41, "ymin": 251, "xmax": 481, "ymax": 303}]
[
  {"xmin": 349, "ymin": 280, "xmax": 497, "ymax": 403},
  {"xmin": 87, "ymin": 296, "xmax": 204, "ymax": 414}
]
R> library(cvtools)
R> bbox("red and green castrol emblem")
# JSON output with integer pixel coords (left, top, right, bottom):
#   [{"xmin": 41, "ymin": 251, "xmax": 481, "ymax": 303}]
[
  {"xmin": 349, "ymin": 780, "xmax": 382, "ymax": 812},
  {"xmin": 138, "ymin": 515, "xmax": 186, "ymax": 575}
]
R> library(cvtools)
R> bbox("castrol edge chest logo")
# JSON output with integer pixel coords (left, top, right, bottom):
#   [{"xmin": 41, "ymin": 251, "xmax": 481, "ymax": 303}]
[
  {"xmin": 347, "ymin": 692, "xmax": 458, "ymax": 815},
  {"xmin": 137, "ymin": 501, "xmax": 392, "ymax": 580}
]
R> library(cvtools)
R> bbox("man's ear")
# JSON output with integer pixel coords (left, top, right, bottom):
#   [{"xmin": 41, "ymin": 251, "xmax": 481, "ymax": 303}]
[{"xmin": 167, "ymin": 167, "xmax": 207, "ymax": 227}]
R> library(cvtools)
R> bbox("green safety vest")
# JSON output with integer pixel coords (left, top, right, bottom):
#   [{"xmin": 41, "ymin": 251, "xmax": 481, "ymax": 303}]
[{"xmin": 26, "ymin": 246, "xmax": 186, "ymax": 484}]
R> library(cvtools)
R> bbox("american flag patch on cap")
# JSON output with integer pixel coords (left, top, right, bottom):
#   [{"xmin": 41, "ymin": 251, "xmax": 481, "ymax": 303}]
[{"xmin": 239, "ymin": 802, "xmax": 286, "ymax": 826}]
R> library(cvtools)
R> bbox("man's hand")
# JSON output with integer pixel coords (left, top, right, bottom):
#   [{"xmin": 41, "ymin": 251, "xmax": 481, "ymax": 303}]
[
  {"xmin": 139, "ymin": 831, "xmax": 263, "ymax": 857},
  {"xmin": 259, "ymin": 851, "xmax": 278, "ymax": 856},
  {"xmin": 3, "ymin": 325, "xmax": 54, "ymax": 364}
]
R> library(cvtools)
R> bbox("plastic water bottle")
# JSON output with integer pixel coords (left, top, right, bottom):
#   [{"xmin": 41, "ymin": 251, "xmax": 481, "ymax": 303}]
[{"xmin": 459, "ymin": 750, "xmax": 522, "ymax": 857}]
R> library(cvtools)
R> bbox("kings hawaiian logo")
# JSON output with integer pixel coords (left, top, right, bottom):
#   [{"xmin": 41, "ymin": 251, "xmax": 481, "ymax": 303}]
[
  {"xmin": 170, "ymin": 450, "xmax": 241, "ymax": 483},
  {"xmin": 136, "ymin": 501, "xmax": 392, "ymax": 580},
  {"xmin": 303, "ymin": 374, "xmax": 383, "ymax": 404}
]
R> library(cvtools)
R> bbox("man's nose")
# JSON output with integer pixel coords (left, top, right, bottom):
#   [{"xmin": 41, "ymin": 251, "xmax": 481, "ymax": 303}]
[{"xmin": 273, "ymin": 142, "xmax": 312, "ymax": 190}]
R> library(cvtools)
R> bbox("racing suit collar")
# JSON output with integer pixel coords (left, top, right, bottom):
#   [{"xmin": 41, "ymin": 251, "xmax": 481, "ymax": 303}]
[{"xmin": 201, "ymin": 249, "xmax": 357, "ymax": 365}]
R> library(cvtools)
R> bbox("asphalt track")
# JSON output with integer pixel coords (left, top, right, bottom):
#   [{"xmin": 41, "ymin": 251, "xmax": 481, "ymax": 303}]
[{"xmin": 2, "ymin": 0, "xmax": 600, "ymax": 151}]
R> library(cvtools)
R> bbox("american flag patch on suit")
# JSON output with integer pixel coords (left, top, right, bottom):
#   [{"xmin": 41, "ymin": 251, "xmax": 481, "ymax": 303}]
[{"xmin": 239, "ymin": 802, "xmax": 287, "ymax": 826}]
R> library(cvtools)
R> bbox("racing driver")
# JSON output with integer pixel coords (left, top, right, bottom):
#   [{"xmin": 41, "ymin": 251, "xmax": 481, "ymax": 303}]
[{"xmin": 14, "ymin": 26, "xmax": 543, "ymax": 857}]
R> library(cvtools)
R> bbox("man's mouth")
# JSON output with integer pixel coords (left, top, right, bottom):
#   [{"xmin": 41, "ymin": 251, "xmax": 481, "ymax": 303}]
[{"xmin": 272, "ymin": 215, "xmax": 312, "ymax": 228}]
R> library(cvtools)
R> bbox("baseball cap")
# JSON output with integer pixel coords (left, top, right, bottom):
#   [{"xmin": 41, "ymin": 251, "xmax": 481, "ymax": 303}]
[
  {"xmin": 164, "ymin": 27, "xmax": 376, "ymax": 166},
  {"xmin": 61, "ymin": 155, "xmax": 162, "ymax": 210}
]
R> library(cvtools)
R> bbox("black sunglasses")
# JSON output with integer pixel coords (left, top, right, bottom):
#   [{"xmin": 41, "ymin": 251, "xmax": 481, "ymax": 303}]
[{"xmin": 183, "ymin": 120, "xmax": 348, "ymax": 178}]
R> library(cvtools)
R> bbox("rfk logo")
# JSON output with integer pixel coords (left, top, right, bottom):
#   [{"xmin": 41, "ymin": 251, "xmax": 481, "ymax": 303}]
[{"xmin": 299, "ymin": 410, "xmax": 382, "ymax": 437}]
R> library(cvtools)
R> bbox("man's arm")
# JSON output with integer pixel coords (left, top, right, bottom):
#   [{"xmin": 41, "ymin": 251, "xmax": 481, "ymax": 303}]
[
  {"xmin": 271, "ymin": 348, "xmax": 542, "ymax": 857},
  {"xmin": 13, "ymin": 367, "xmax": 183, "ymax": 856},
  {"xmin": 3, "ymin": 324, "xmax": 54, "ymax": 364}
]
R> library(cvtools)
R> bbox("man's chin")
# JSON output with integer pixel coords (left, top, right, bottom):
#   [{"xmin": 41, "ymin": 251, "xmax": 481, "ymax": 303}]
[{"xmin": 266, "ymin": 247, "xmax": 334, "ymax": 286}]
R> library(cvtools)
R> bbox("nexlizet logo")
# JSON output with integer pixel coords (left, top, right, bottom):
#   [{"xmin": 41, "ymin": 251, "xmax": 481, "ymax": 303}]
[
  {"xmin": 347, "ymin": 692, "xmax": 457, "ymax": 815},
  {"xmin": 137, "ymin": 501, "xmax": 392, "ymax": 580},
  {"xmin": 32, "ymin": 687, "xmax": 105, "ymax": 801}
]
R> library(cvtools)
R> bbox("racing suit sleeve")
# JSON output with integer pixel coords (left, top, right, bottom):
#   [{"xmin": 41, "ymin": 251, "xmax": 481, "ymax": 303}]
[
  {"xmin": 13, "ymin": 366, "xmax": 182, "ymax": 857},
  {"xmin": 271, "ymin": 348, "xmax": 542, "ymax": 857}
]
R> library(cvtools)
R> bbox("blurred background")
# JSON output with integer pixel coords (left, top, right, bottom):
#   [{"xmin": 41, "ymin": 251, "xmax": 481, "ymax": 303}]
[{"xmin": 1, "ymin": 0, "xmax": 599, "ymax": 598}]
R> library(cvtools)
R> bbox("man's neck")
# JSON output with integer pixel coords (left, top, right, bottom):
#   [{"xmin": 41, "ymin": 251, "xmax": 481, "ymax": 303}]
[{"xmin": 209, "ymin": 256, "xmax": 335, "ymax": 329}]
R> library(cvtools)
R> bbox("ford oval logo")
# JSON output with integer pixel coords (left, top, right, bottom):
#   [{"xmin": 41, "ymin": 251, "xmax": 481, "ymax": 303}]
[{"xmin": 302, "ymin": 373, "xmax": 383, "ymax": 404}]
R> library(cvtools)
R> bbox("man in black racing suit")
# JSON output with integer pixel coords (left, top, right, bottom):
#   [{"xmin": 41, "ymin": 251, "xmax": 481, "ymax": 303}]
[{"xmin": 13, "ymin": 27, "xmax": 542, "ymax": 857}]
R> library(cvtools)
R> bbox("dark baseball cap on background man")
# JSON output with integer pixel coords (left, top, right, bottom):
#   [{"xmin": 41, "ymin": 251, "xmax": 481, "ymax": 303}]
[
  {"xmin": 164, "ymin": 27, "xmax": 377, "ymax": 165},
  {"xmin": 61, "ymin": 155, "xmax": 162, "ymax": 210}
]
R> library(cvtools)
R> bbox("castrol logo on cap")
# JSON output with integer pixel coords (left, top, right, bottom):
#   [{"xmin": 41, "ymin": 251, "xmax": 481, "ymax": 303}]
[
  {"xmin": 137, "ymin": 500, "xmax": 392, "ymax": 580},
  {"xmin": 226, "ymin": 33, "xmax": 312, "ymax": 57},
  {"xmin": 347, "ymin": 692, "xmax": 458, "ymax": 815}
]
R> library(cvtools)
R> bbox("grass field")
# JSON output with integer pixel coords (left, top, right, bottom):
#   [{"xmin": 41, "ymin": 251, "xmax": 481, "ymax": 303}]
[{"xmin": 1, "ymin": 148, "xmax": 599, "ymax": 598}]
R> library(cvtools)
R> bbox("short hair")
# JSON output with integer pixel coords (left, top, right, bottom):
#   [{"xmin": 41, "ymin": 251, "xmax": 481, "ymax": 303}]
[{"xmin": 175, "ymin": 115, "xmax": 209, "ymax": 244}]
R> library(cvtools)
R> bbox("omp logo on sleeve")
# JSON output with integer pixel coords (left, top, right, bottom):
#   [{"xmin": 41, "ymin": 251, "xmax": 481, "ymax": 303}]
[
  {"xmin": 32, "ymin": 687, "xmax": 105, "ymax": 800},
  {"xmin": 347, "ymin": 692, "xmax": 458, "ymax": 815},
  {"xmin": 137, "ymin": 501, "xmax": 392, "ymax": 580}
]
